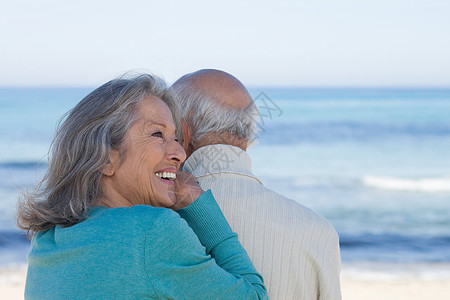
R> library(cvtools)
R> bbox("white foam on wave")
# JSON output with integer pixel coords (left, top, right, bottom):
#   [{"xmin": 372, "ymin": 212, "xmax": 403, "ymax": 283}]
[
  {"xmin": 363, "ymin": 175, "xmax": 450, "ymax": 192},
  {"xmin": 342, "ymin": 262, "xmax": 450, "ymax": 281}
]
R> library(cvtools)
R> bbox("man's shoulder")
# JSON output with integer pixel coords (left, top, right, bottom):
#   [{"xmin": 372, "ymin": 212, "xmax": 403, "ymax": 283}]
[
  {"xmin": 264, "ymin": 187, "xmax": 335, "ymax": 230},
  {"xmin": 197, "ymin": 164, "xmax": 338, "ymax": 238}
]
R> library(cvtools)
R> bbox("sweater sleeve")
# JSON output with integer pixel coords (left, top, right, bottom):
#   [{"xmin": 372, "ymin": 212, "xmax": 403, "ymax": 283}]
[{"xmin": 144, "ymin": 190, "xmax": 268, "ymax": 299}]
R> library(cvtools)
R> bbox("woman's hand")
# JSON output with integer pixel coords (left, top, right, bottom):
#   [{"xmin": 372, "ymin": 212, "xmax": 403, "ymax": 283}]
[{"xmin": 171, "ymin": 171, "xmax": 204, "ymax": 211}]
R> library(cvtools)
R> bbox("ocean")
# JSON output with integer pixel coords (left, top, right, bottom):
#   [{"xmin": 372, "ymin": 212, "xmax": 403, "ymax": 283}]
[{"xmin": 1, "ymin": 87, "xmax": 450, "ymax": 280}]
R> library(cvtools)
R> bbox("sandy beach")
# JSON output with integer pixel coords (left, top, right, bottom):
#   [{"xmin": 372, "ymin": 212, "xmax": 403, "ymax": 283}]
[
  {"xmin": 1, "ymin": 266, "xmax": 449, "ymax": 300},
  {"xmin": 0, "ymin": 266, "xmax": 26, "ymax": 300},
  {"xmin": 341, "ymin": 277, "xmax": 450, "ymax": 300}
]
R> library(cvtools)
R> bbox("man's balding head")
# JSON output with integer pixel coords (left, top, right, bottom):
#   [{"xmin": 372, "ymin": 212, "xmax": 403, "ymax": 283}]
[
  {"xmin": 171, "ymin": 69, "xmax": 257, "ymax": 157},
  {"xmin": 172, "ymin": 69, "xmax": 253, "ymax": 110}
]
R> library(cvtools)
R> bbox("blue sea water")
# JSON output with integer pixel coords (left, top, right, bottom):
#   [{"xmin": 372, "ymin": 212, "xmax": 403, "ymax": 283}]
[{"xmin": 1, "ymin": 87, "xmax": 450, "ymax": 278}]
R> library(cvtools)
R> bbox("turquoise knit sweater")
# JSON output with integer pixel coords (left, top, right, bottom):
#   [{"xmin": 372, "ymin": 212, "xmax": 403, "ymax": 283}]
[{"xmin": 25, "ymin": 190, "xmax": 267, "ymax": 299}]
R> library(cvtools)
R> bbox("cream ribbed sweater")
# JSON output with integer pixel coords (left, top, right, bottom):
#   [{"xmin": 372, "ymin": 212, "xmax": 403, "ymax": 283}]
[{"xmin": 183, "ymin": 145, "xmax": 342, "ymax": 300}]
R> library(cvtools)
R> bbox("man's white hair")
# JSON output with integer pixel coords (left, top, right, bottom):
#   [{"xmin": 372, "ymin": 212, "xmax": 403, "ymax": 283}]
[{"xmin": 171, "ymin": 82, "xmax": 257, "ymax": 146}]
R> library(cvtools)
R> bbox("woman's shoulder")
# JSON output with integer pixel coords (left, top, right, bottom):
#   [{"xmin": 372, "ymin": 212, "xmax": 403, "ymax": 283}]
[{"xmin": 87, "ymin": 205, "xmax": 180, "ymax": 230}]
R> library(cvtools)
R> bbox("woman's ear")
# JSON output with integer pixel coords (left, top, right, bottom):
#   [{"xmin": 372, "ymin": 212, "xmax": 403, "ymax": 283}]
[
  {"xmin": 100, "ymin": 150, "xmax": 120, "ymax": 176},
  {"xmin": 181, "ymin": 119, "xmax": 191, "ymax": 154}
]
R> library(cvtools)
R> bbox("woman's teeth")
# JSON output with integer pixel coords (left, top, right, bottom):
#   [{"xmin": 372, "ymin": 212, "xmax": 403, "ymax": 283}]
[{"xmin": 155, "ymin": 172, "xmax": 176, "ymax": 180}]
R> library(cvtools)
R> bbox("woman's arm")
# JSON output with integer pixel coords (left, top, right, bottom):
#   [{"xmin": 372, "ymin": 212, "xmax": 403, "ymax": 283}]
[{"xmin": 144, "ymin": 190, "xmax": 267, "ymax": 299}]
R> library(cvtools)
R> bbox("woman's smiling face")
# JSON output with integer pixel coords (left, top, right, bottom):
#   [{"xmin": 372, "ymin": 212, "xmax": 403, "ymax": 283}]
[{"xmin": 103, "ymin": 96, "xmax": 186, "ymax": 208}]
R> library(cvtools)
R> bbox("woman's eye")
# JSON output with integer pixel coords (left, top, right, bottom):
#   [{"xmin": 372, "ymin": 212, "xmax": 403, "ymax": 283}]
[{"xmin": 152, "ymin": 132, "xmax": 163, "ymax": 138}]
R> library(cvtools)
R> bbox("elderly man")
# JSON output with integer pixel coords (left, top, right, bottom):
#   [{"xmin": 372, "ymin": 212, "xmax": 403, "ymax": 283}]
[{"xmin": 171, "ymin": 69, "xmax": 342, "ymax": 300}]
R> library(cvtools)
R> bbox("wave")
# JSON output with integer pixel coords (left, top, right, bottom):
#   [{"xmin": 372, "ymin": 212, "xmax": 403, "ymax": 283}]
[
  {"xmin": 363, "ymin": 175, "xmax": 450, "ymax": 192},
  {"xmin": 0, "ymin": 161, "xmax": 46, "ymax": 169},
  {"xmin": 0, "ymin": 230, "xmax": 30, "ymax": 247},
  {"xmin": 339, "ymin": 232, "xmax": 450, "ymax": 263},
  {"xmin": 340, "ymin": 232, "xmax": 450, "ymax": 250},
  {"xmin": 0, "ymin": 230, "xmax": 30, "ymax": 266},
  {"xmin": 257, "ymin": 121, "xmax": 450, "ymax": 145}
]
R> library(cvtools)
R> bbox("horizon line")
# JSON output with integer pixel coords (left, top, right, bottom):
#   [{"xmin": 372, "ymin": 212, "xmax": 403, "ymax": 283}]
[{"xmin": 1, "ymin": 85, "xmax": 450, "ymax": 90}]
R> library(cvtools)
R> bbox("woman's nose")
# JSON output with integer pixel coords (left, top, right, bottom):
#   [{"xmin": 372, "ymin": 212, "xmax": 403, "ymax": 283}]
[{"xmin": 167, "ymin": 139, "xmax": 187, "ymax": 164}]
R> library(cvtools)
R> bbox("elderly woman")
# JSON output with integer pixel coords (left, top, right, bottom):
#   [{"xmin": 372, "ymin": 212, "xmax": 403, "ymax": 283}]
[{"xmin": 17, "ymin": 74, "xmax": 267, "ymax": 299}]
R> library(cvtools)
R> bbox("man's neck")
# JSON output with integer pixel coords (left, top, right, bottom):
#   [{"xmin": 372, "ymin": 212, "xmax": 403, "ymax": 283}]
[{"xmin": 194, "ymin": 133, "xmax": 248, "ymax": 153}]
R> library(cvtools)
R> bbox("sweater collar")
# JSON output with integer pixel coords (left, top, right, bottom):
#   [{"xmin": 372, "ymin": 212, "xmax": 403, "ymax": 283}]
[{"xmin": 183, "ymin": 144, "xmax": 262, "ymax": 184}]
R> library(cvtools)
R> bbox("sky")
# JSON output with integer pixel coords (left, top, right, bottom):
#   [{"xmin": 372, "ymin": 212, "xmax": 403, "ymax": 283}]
[{"xmin": 1, "ymin": 0, "xmax": 449, "ymax": 87}]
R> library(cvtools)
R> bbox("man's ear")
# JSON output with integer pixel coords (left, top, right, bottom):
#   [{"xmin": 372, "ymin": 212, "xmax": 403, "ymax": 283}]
[
  {"xmin": 181, "ymin": 119, "xmax": 191, "ymax": 154},
  {"xmin": 100, "ymin": 150, "xmax": 120, "ymax": 176}
]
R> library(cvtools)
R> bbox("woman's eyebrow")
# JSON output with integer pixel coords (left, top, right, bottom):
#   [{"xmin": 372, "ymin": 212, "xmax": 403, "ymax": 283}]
[
  {"xmin": 144, "ymin": 120, "xmax": 167, "ymax": 128},
  {"xmin": 143, "ymin": 121, "xmax": 177, "ymax": 134}
]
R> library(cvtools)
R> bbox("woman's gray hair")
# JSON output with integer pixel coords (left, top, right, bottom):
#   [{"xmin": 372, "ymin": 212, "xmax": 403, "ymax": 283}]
[
  {"xmin": 17, "ymin": 73, "xmax": 181, "ymax": 235},
  {"xmin": 171, "ymin": 83, "xmax": 257, "ymax": 146}
]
